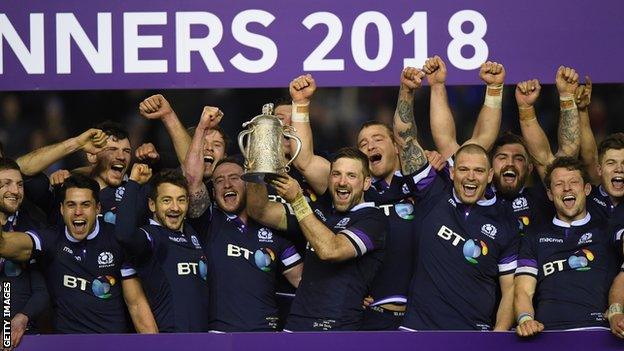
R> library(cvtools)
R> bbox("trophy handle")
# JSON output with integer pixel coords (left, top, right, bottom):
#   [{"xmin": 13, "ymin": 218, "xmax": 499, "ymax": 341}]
[
  {"xmin": 283, "ymin": 126, "xmax": 302, "ymax": 172},
  {"xmin": 238, "ymin": 127, "xmax": 253, "ymax": 159}
]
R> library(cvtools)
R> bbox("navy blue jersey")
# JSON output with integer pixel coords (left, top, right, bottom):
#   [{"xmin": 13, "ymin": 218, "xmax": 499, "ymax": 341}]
[
  {"xmin": 114, "ymin": 180, "xmax": 210, "ymax": 332},
  {"xmin": 402, "ymin": 164, "xmax": 519, "ymax": 331},
  {"xmin": 27, "ymin": 220, "xmax": 136, "ymax": 333},
  {"xmin": 1, "ymin": 211, "xmax": 49, "ymax": 331},
  {"xmin": 197, "ymin": 207, "xmax": 302, "ymax": 332},
  {"xmin": 515, "ymin": 213, "xmax": 618, "ymax": 329},
  {"xmin": 99, "ymin": 181, "xmax": 151, "ymax": 226},
  {"xmin": 491, "ymin": 183, "xmax": 554, "ymax": 236},
  {"xmin": 588, "ymin": 185, "xmax": 620, "ymax": 222},
  {"xmin": 364, "ymin": 171, "xmax": 415, "ymax": 307},
  {"xmin": 285, "ymin": 192, "xmax": 387, "ymax": 331}
]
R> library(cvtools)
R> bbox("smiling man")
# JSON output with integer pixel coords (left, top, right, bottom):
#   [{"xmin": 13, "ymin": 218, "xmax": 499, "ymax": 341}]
[
  {"xmin": 182, "ymin": 107, "xmax": 303, "ymax": 332},
  {"xmin": 514, "ymin": 157, "xmax": 618, "ymax": 336},
  {"xmin": 114, "ymin": 165, "xmax": 210, "ymax": 332},
  {"xmin": 0, "ymin": 174, "xmax": 157, "ymax": 333},
  {"xmin": 246, "ymin": 147, "xmax": 388, "ymax": 331}
]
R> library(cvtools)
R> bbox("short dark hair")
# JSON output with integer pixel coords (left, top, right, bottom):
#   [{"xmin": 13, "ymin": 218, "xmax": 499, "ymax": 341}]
[
  {"xmin": 454, "ymin": 143, "xmax": 491, "ymax": 168},
  {"xmin": 598, "ymin": 132, "xmax": 624, "ymax": 162},
  {"xmin": 272, "ymin": 96, "xmax": 291, "ymax": 109},
  {"xmin": 213, "ymin": 155, "xmax": 245, "ymax": 174},
  {"xmin": 187, "ymin": 125, "xmax": 231, "ymax": 152},
  {"xmin": 489, "ymin": 131, "xmax": 532, "ymax": 162},
  {"xmin": 330, "ymin": 147, "xmax": 370, "ymax": 178},
  {"xmin": 0, "ymin": 158, "xmax": 20, "ymax": 173},
  {"xmin": 358, "ymin": 120, "xmax": 395, "ymax": 144},
  {"xmin": 148, "ymin": 169, "xmax": 189, "ymax": 201},
  {"xmin": 543, "ymin": 157, "xmax": 589, "ymax": 189},
  {"xmin": 95, "ymin": 121, "xmax": 129, "ymax": 141},
  {"xmin": 59, "ymin": 173, "xmax": 100, "ymax": 203}
]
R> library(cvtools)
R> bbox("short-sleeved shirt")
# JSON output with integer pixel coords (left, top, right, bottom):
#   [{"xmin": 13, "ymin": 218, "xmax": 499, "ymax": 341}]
[
  {"xmin": 27, "ymin": 220, "xmax": 136, "ymax": 333},
  {"xmin": 515, "ymin": 213, "xmax": 619, "ymax": 330},
  {"xmin": 401, "ymin": 163, "xmax": 519, "ymax": 331},
  {"xmin": 588, "ymin": 185, "xmax": 621, "ymax": 222},
  {"xmin": 198, "ymin": 207, "xmax": 302, "ymax": 332},
  {"xmin": 489, "ymin": 183, "xmax": 554, "ymax": 236},
  {"xmin": 364, "ymin": 170, "xmax": 415, "ymax": 306},
  {"xmin": 1, "ymin": 211, "xmax": 48, "ymax": 328},
  {"xmin": 285, "ymin": 192, "xmax": 388, "ymax": 331}
]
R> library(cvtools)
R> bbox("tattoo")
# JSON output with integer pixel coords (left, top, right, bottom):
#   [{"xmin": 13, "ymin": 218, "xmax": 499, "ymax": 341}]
[
  {"xmin": 398, "ymin": 127, "xmax": 427, "ymax": 174},
  {"xmin": 558, "ymin": 108, "xmax": 579, "ymax": 156},
  {"xmin": 188, "ymin": 185, "xmax": 211, "ymax": 218},
  {"xmin": 397, "ymin": 99, "xmax": 414, "ymax": 124}
]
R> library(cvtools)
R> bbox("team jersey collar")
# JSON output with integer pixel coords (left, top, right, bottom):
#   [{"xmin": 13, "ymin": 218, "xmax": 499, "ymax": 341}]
[
  {"xmin": 599, "ymin": 184, "xmax": 609, "ymax": 198},
  {"xmin": 552, "ymin": 212, "xmax": 591, "ymax": 228},
  {"xmin": 490, "ymin": 184, "xmax": 525, "ymax": 195},
  {"xmin": 452, "ymin": 188, "xmax": 496, "ymax": 207},
  {"xmin": 65, "ymin": 219, "xmax": 100, "ymax": 242},
  {"xmin": 4, "ymin": 211, "xmax": 18, "ymax": 230},
  {"xmin": 372, "ymin": 170, "xmax": 402, "ymax": 190},
  {"xmin": 349, "ymin": 201, "xmax": 376, "ymax": 212},
  {"xmin": 148, "ymin": 218, "xmax": 183, "ymax": 233}
]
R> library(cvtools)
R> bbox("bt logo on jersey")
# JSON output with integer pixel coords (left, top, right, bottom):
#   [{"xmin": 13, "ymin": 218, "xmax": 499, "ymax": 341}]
[
  {"xmin": 436, "ymin": 225, "xmax": 466, "ymax": 246},
  {"xmin": 177, "ymin": 260, "xmax": 208, "ymax": 280},
  {"xmin": 463, "ymin": 239, "xmax": 488, "ymax": 264},
  {"xmin": 542, "ymin": 250, "xmax": 595, "ymax": 276}
]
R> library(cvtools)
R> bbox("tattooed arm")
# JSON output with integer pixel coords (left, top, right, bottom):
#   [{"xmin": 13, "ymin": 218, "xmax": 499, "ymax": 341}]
[
  {"xmin": 393, "ymin": 67, "xmax": 428, "ymax": 174},
  {"xmin": 183, "ymin": 106, "xmax": 223, "ymax": 218},
  {"xmin": 554, "ymin": 66, "xmax": 581, "ymax": 159}
]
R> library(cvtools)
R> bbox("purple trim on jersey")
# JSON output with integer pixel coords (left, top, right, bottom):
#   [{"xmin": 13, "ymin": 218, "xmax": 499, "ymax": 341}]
[
  {"xmin": 517, "ymin": 258, "xmax": 538, "ymax": 268},
  {"xmin": 499, "ymin": 255, "xmax": 518, "ymax": 264},
  {"xmin": 281, "ymin": 246, "xmax": 298, "ymax": 261},
  {"xmin": 25, "ymin": 230, "xmax": 42, "ymax": 251},
  {"xmin": 349, "ymin": 227, "xmax": 374, "ymax": 251},
  {"xmin": 412, "ymin": 164, "xmax": 436, "ymax": 191}
]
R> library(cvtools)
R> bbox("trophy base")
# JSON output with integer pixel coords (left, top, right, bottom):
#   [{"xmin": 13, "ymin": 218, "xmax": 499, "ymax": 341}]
[{"xmin": 241, "ymin": 172, "xmax": 281, "ymax": 184}]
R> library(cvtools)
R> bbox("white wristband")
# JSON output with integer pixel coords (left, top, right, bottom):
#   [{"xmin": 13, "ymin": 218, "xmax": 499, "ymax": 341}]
[
  {"xmin": 484, "ymin": 84, "xmax": 503, "ymax": 109},
  {"xmin": 292, "ymin": 102, "xmax": 310, "ymax": 123}
]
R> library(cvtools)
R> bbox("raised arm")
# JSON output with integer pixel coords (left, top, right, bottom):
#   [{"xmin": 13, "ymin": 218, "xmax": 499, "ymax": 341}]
[
  {"xmin": 394, "ymin": 67, "xmax": 428, "ymax": 174},
  {"xmin": 0, "ymin": 229, "xmax": 34, "ymax": 262},
  {"xmin": 554, "ymin": 66, "xmax": 581, "ymax": 159},
  {"xmin": 516, "ymin": 79, "xmax": 552, "ymax": 179},
  {"xmin": 575, "ymin": 77, "xmax": 600, "ymax": 184},
  {"xmin": 16, "ymin": 128, "xmax": 107, "ymax": 176},
  {"xmin": 246, "ymin": 181, "xmax": 288, "ymax": 232},
  {"xmin": 114, "ymin": 163, "xmax": 153, "ymax": 258},
  {"xmin": 182, "ymin": 106, "xmax": 222, "ymax": 218},
  {"xmin": 514, "ymin": 275, "xmax": 544, "ymax": 337},
  {"xmin": 122, "ymin": 277, "xmax": 158, "ymax": 333},
  {"xmin": 289, "ymin": 74, "xmax": 331, "ymax": 195},
  {"xmin": 139, "ymin": 94, "xmax": 192, "ymax": 165},
  {"xmin": 468, "ymin": 61, "xmax": 505, "ymax": 151},
  {"xmin": 270, "ymin": 175, "xmax": 356, "ymax": 262},
  {"xmin": 424, "ymin": 56, "xmax": 458, "ymax": 159}
]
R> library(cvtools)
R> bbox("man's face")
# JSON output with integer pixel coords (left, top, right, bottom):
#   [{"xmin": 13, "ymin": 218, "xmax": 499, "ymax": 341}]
[
  {"xmin": 598, "ymin": 148, "xmax": 624, "ymax": 200},
  {"xmin": 92, "ymin": 136, "xmax": 132, "ymax": 187},
  {"xmin": 149, "ymin": 183, "xmax": 188, "ymax": 231},
  {"xmin": 357, "ymin": 125, "xmax": 400, "ymax": 179},
  {"xmin": 212, "ymin": 162, "xmax": 246, "ymax": 214},
  {"xmin": 451, "ymin": 151, "xmax": 493, "ymax": 204},
  {"xmin": 491, "ymin": 143, "xmax": 533, "ymax": 197},
  {"xmin": 60, "ymin": 188, "xmax": 100, "ymax": 241},
  {"xmin": 0, "ymin": 169, "xmax": 23, "ymax": 216},
  {"xmin": 202, "ymin": 130, "xmax": 226, "ymax": 179},
  {"xmin": 328, "ymin": 157, "xmax": 371, "ymax": 212},
  {"xmin": 547, "ymin": 168, "xmax": 591, "ymax": 222}
]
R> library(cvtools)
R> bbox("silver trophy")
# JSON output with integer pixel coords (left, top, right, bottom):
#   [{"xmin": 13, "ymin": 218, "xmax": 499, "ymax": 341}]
[{"xmin": 238, "ymin": 103, "xmax": 302, "ymax": 183}]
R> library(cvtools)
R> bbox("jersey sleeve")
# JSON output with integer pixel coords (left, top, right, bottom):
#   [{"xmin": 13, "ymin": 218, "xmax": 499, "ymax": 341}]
[
  {"xmin": 114, "ymin": 180, "xmax": 152, "ymax": 260},
  {"xmin": 515, "ymin": 231, "xmax": 538, "ymax": 278},
  {"xmin": 120, "ymin": 261, "xmax": 138, "ymax": 279},
  {"xmin": 404, "ymin": 162, "xmax": 449, "ymax": 202},
  {"xmin": 25, "ymin": 229, "xmax": 54, "ymax": 261},
  {"xmin": 339, "ymin": 209, "xmax": 388, "ymax": 257},
  {"xmin": 276, "ymin": 237, "xmax": 303, "ymax": 271}
]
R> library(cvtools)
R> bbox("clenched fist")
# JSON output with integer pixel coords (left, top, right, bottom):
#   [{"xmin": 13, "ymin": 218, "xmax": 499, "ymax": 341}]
[
  {"xmin": 555, "ymin": 66, "xmax": 579, "ymax": 98},
  {"xmin": 401, "ymin": 67, "xmax": 426, "ymax": 91},
  {"xmin": 139, "ymin": 94, "xmax": 174, "ymax": 120},
  {"xmin": 422, "ymin": 56, "xmax": 447, "ymax": 87},
  {"xmin": 129, "ymin": 163, "xmax": 153, "ymax": 185},
  {"xmin": 289, "ymin": 74, "xmax": 317, "ymax": 105},
  {"xmin": 515, "ymin": 79, "xmax": 542, "ymax": 108},
  {"xmin": 135, "ymin": 143, "xmax": 160, "ymax": 163},
  {"xmin": 479, "ymin": 61, "xmax": 505, "ymax": 85},
  {"xmin": 198, "ymin": 106, "xmax": 224, "ymax": 130}
]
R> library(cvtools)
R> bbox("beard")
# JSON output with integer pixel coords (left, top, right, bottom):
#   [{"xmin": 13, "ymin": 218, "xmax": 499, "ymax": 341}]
[{"xmin": 494, "ymin": 165, "xmax": 528, "ymax": 199}]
